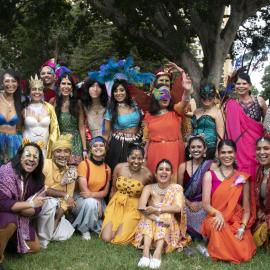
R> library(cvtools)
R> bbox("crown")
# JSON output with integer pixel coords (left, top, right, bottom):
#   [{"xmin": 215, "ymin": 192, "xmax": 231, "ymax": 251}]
[
  {"xmin": 22, "ymin": 138, "xmax": 45, "ymax": 149},
  {"xmin": 29, "ymin": 74, "xmax": 44, "ymax": 89}
]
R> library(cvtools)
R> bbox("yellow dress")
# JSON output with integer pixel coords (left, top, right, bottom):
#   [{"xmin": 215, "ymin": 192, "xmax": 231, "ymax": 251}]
[
  {"xmin": 133, "ymin": 184, "xmax": 191, "ymax": 253},
  {"xmin": 101, "ymin": 176, "xmax": 144, "ymax": 244}
]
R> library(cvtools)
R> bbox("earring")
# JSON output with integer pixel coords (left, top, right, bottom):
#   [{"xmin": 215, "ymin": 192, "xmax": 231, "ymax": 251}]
[
  {"xmin": 70, "ymin": 92, "xmax": 73, "ymax": 98},
  {"xmin": 189, "ymin": 154, "xmax": 192, "ymax": 158},
  {"xmin": 203, "ymin": 153, "xmax": 206, "ymax": 158},
  {"xmin": 233, "ymin": 159, "xmax": 238, "ymax": 168},
  {"xmin": 216, "ymin": 159, "xmax": 221, "ymax": 166}
]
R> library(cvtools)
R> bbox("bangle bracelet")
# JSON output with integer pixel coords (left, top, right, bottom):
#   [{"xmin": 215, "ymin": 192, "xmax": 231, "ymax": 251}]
[
  {"xmin": 156, "ymin": 216, "xmax": 160, "ymax": 223},
  {"xmin": 64, "ymin": 194, "xmax": 70, "ymax": 201}
]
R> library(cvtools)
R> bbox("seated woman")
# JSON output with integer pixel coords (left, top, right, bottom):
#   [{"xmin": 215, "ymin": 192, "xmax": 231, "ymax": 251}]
[
  {"xmin": 254, "ymin": 137, "xmax": 270, "ymax": 247},
  {"xmin": 134, "ymin": 159, "xmax": 190, "ymax": 269},
  {"xmin": 178, "ymin": 135, "xmax": 212, "ymax": 241},
  {"xmin": 190, "ymin": 82, "xmax": 224, "ymax": 159},
  {"xmin": 0, "ymin": 70, "xmax": 22, "ymax": 165},
  {"xmin": 0, "ymin": 142, "xmax": 45, "ymax": 269},
  {"xmin": 101, "ymin": 144, "xmax": 152, "ymax": 244},
  {"xmin": 201, "ymin": 140, "xmax": 256, "ymax": 264},
  {"xmin": 73, "ymin": 136, "xmax": 111, "ymax": 240}
]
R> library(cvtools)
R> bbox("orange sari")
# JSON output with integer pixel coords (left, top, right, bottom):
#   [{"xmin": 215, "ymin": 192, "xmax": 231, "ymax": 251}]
[{"xmin": 201, "ymin": 172, "xmax": 256, "ymax": 264}]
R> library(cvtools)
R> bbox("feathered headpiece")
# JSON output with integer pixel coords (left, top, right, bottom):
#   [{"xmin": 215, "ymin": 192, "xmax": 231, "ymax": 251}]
[
  {"xmin": 29, "ymin": 74, "xmax": 44, "ymax": 90},
  {"xmin": 41, "ymin": 58, "xmax": 57, "ymax": 72},
  {"xmin": 88, "ymin": 57, "xmax": 155, "ymax": 96},
  {"xmin": 55, "ymin": 65, "xmax": 72, "ymax": 79}
]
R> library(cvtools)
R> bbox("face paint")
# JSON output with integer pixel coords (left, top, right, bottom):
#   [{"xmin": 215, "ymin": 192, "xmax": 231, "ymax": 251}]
[
  {"xmin": 152, "ymin": 88, "xmax": 171, "ymax": 101},
  {"xmin": 21, "ymin": 146, "xmax": 40, "ymax": 172}
]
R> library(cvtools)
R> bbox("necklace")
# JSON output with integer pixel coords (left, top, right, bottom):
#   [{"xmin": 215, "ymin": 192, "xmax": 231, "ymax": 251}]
[
  {"xmin": 158, "ymin": 109, "xmax": 168, "ymax": 115},
  {"xmin": 263, "ymin": 167, "xmax": 270, "ymax": 178},
  {"xmin": 219, "ymin": 166, "xmax": 234, "ymax": 180},
  {"xmin": 2, "ymin": 94, "xmax": 13, "ymax": 112},
  {"xmin": 152, "ymin": 183, "xmax": 170, "ymax": 196},
  {"xmin": 118, "ymin": 103, "xmax": 126, "ymax": 108}
]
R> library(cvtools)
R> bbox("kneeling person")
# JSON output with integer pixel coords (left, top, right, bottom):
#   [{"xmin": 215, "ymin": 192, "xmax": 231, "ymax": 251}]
[{"xmin": 37, "ymin": 135, "xmax": 76, "ymax": 248}]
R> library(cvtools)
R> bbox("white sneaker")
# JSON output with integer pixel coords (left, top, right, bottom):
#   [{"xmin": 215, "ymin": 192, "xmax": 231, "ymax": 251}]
[
  {"xmin": 149, "ymin": 258, "xmax": 161, "ymax": 269},
  {"xmin": 137, "ymin": 257, "xmax": 150, "ymax": 268},
  {"xmin": 196, "ymin": 244, "xmax": 209, "ymax": 257},
  {"xmin": 82, "ymin": 231, "xmax": 91, "ymax": 240}
]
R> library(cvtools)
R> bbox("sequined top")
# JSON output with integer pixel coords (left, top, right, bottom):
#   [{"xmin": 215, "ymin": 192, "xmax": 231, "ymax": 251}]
[
  {"xmin": 116, "ymin": 176, "xmax": 144, "ymax": 198},
  {"xmin": 239, "ymin": 96, "xmax": 263, "ymax": 122}
]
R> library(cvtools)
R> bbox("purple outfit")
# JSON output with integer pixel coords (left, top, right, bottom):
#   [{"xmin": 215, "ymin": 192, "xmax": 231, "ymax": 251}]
[{"xmin": 0, "ymin": 162, "xmax": 44, "ymax": 253}]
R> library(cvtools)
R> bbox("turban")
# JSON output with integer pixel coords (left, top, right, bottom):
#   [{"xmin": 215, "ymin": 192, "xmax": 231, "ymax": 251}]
[{"xmin": 51, "ymin": 134, "xmax": 72, "ymax": 152}]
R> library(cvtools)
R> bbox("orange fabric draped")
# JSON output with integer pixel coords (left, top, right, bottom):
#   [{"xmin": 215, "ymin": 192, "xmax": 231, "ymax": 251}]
[
  {"xmin": 144, "ymin": 111, "xmax": 184, "ymax": 176},
  {"xmin": 201, "ymin": 172, "xmax": 256, "ymax": 264}
]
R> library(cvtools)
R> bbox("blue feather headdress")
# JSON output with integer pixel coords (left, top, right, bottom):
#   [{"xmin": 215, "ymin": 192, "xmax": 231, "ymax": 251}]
[{"xmin": 88, "ymin": 57, "xmax": 155, "ymax": 96}]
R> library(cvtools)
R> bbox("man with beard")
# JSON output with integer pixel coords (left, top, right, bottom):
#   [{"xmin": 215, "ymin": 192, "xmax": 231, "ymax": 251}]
[
  {"xmin": 37, "ymin": 135, "xmax": 76, "ymax": 248},
  {"xmin": 0, "ymin": 142, "xmax": 45, "ymax": 270},
  {"xmin": 40, "ymin": 58, "xmax": 57, "ymax": 103}
]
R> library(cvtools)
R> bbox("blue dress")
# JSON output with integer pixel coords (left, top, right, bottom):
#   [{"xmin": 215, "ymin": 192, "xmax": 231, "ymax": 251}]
[{"xmin": 191, "ymin": 115, "xmax": 217, "ymax": 159}]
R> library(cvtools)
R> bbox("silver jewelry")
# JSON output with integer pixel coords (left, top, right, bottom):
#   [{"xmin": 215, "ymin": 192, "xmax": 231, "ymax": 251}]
[
  {"xmin": 1, "ymin": 94, "xmax": 13, "ymax": 112},
  {"xmin": 263, "ymin": 167, "xmax": 270, "ymax": 178},
  {"xmin": 152, "ymin": 183, "xmax": 169, "ymax": 196},
  {"xmin": 29, "ymin": 200, "xmax": 36, "ymax": 208},
  {"xmin": 219, "ymin": 166, "xmax": 234, "ymax": 180}
]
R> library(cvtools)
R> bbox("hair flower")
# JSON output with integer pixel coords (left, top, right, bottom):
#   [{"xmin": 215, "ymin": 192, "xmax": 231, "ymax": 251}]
[{"xmin": 234, "ymin": 175, "xmax": 246, "ymax": 186}]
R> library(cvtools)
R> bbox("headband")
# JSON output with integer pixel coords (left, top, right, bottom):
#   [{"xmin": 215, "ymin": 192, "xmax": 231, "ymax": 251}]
[{"xmin": 89, "ymin": 136, "xmax": 106, "ymax": 147}]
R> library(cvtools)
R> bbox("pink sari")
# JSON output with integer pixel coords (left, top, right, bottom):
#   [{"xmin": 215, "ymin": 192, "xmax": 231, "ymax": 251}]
[{"xmin": 225, "ymin": 99, "xmax": 263, "ymax": 182}]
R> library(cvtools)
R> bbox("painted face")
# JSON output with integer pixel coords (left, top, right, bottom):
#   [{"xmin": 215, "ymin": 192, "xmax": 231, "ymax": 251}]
[
  {"xmin": 89, "ymin": 82, "xmax": 102, "ymax": 99},
  {"xmin": 155, "ymin": 162, "xmax": 172, "ymax": 184},
  {"xmin": 90, "ymin": 141, "xmax": 106, "ymax": 158},
  {"xmin": 30, "ymin": 86, "xmax": 44, "ymax": 102},
  {"xmin": 156, "ymin": 75, "xmax": 171, "ymax": 87},
  {"xmin": 189, "ymin": 139, "xmax": 206, "ymax": 159},
  {"xmin": 127, "ymin": 149, "xmax": 144, "ymax": 172},
  {"xmin": 113, "ymin": 84, "xmax": 127, "ymax": 103},
  {"xmin": 3, "ymin": 74, "xmax": 18, "ymax": 95},
  {"xmin": 60, "ymin": 77, "xmax": 73, "ymax": 96},
  {"xmin": 218, "ymin": 145, "xmax": 236, "ymax": 167},
  {"xmin": 156, "ymin": 86, "xmax": 171, "ymax": 109},
  {"xmin": 235, "ymin": 78, "xmax": 251, "ymax": 96},
  {"xmin": 256, "ymin": 140, "xmax": 270, "ymax": 166},
  {"xmin": 52, "ymin": 147, "xmax": 71, "ymax": 168},
  {"xmin": 40, "ymin": 66, "xmax": 55, "ymax": 87},
  {"xmin": 21, "ymin": 145, "xmax": 40, "ymax": 173}
]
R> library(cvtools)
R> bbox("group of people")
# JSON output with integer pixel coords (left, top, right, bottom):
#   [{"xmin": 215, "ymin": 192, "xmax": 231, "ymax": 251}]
[{"xmin": 0, "ymin": 57, "xmax": 270, "ymax": 270}]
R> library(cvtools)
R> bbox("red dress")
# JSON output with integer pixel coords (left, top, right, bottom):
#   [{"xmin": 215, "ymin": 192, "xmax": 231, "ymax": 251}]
[{"xmin": 144, "ymin": 110, "xmax": 184, "ymax": 177}]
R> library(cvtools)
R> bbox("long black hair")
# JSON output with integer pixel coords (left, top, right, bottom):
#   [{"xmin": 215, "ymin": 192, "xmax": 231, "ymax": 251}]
[
  {"xmin": 107, "ymin": 79, "xmax": 139, "ymax": 127},
  {"xmin": 55, "ymin": 73, "xmax": 78, "ymax": 119},
  {"xmin": 11, "ymin": 142, "xmax": 45, "ymax": 185},
  {"xmin": 81, "ymin": 78, "xmax": 108, "ymax": 109},
  {"xmin": 149, "ymin": 83, "xmax": 174, "ymax": 115},
  {"xmin": 1, "ymin": 70, "xmax": 22, "ymax": 125}
]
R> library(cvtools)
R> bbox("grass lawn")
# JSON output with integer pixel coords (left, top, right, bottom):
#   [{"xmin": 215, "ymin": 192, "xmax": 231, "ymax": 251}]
[{"xmin": 4, "ymin": 234, "xmax": 270, "ymax": 270}]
